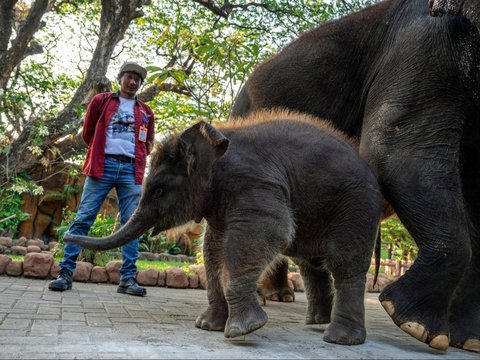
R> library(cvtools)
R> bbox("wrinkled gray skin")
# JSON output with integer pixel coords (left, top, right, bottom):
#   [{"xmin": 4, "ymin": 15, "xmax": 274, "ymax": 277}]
[
  {"xmin": 229, "ymin": 0, "xmax": 480, "ymax": 352},
  {"xmin": 429, "ymin": 0, "xmax": 479, "ymax": 36},
  {"xmin": 65, "ymin": 111, "xmax": 382, "ymax": 344}
]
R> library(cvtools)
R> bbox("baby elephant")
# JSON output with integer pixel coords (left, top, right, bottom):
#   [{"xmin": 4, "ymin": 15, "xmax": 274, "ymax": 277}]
[{"xmin": 64, "ymin": 109, "xmax": 382, "ymax": 345}]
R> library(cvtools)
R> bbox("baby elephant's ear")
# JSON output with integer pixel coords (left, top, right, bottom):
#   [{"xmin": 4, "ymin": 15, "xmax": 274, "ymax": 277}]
[
  {"xmin": 180, "ymin": 121, "xmax": 229, "ymax": 157},
  {"xmin": 199, "ymin": 122, "xmax": 229, "ymax": 157}
]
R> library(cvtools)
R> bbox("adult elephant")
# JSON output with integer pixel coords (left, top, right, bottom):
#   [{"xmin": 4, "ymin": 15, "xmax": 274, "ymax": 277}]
[{"xmin": 230, "ymin": 0, "xmax": 479, "ymax": 352}]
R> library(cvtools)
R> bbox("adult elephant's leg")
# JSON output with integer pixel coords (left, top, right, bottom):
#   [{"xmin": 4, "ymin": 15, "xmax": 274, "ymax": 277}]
[
  {"xmin": 449, "ymin": 135, "xmax": 480, "ymax": 352},
  {"xmin": 295, "ymin": 257, "xmax": 333, "ymax": 325},
  {"xmin": 258, "ymin": 256, "xmax": 295, "ymax": 302},
  {"xmin": 361, "ymin": 107, "xmax": 471, "ymax": 351},
  {"xmin": 195, "ymin": 227, "xmax": 228, "ymax": 331}
]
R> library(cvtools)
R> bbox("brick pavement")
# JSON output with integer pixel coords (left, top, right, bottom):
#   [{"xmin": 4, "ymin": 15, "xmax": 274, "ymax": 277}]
[{"xmin": 0, "ymin": 276, "xmax": 477, "ymax": 359}]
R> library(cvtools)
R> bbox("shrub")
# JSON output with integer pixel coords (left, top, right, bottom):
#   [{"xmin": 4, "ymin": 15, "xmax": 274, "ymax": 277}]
[
  {"xmin": 381, "ymin": 216, "xmax": 418, "ymax": 261},
  {"xmin": 55, "ymin": 209, "xmax": 119, "ymax": 265},
  {"xmin": 0, "ymin": 188, "xmax": 30, "ymax": 237}
]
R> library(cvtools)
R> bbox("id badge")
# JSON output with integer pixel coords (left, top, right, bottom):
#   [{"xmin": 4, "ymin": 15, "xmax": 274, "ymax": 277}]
[{"xmin": 139, "ymin": 126, "xmax": 147, "ymax": 142}]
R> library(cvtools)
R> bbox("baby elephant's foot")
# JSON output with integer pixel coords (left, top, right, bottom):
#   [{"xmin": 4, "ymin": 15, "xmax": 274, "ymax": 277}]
[
  {"xmin": 324, "ymin": 321, "xmax": 366, "ymax": 345},
  {"xmin": 225, "ymin": 297, "xmax": 268, "ymax": 338},
  {"xmin": 306, "ymin": 310, "xmax": 330, "ymax": 325},
  {"xmin": 195, "ymin": 304, "xmax": 228, "ymax": 331}
]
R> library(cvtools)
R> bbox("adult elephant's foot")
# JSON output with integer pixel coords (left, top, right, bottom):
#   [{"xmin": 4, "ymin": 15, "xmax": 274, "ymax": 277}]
[
  {"xmin": 224, "ymin": 295, "xmax": 268, "ymax": 338},
  {"xmin": 258, "ymin": 259, "xmax": 295, "ymax": 302},
  {"xmin": 323, "ymin": 321, "xmax": 366, "ymax": 345},
  {"xmin": 195, "ymin": 302, "xmax": 228, "ymax": 331},
  {"xmin": 258, "ymin": 282, "xmax": 295, "ymax": 302},
  {"xmin": 450, "ymin": 320, "xmax": 480, "ymax": 352},
  {"xmin": 379, "ymin": 270, "xmax": 450, "ymax": 351},
  {"xmin": 449, "ymin": 294, "xmax": 480, "ymax": 352}
]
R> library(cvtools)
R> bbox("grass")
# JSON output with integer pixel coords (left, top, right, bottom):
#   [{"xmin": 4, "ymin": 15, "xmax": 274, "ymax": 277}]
[
  {"xmin": 8, "ymin": 255, "xmax": 24, "ymax": 262},
  {"xmin": 136, "ymin": 259, "xmax": 195, "ymax": 274}
]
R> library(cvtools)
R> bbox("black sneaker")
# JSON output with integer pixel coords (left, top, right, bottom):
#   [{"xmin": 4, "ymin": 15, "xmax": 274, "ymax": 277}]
[
  {"xmin": 117, "ymin": 277, "xmax": 147, "ymax": 297},
  {"xmin": 48, "ymin": 268, "xmax": 73, "ymax": 291}
]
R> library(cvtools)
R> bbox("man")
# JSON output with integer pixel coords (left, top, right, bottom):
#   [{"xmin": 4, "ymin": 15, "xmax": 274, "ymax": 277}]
[{"xmin": 49, "ymin": 61, "xmax": 155, "ymax": 296}]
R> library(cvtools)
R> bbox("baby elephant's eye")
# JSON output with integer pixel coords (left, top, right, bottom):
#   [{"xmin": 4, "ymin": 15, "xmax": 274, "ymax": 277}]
[{"xmin": 154, "ymin": 188, "xmax": 163, "ymax": 198}]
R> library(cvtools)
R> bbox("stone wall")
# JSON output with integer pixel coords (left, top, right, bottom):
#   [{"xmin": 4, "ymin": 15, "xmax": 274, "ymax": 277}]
[
  {"xmin": 17, "ymin": 163, "xmax": 118, "ymax": 243},
  {"xmin": 0, "ymin": 236, "xmax": 393, "ymax": 293}
]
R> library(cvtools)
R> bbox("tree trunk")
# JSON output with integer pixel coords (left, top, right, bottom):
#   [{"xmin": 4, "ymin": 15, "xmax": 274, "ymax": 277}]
[
  {"xmin": 0, "ymin": 0, "xmax": 150, "ymax": 185},
  {"xmin": 0, "ymin": 0, "xmax": 49, "ymax": 90}
]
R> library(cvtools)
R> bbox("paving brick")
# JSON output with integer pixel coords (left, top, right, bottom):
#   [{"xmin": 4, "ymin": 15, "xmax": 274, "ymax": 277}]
[
  {"xmin": 86, "ymin": 315, "xmax": 112, "ymax": 327},
  {"xmin": 0, "ymin": 276, "xmax": 478, "ymax": 360},
  {"xmin": 62, "ymin": 311, "xmax": 86, "ymax": 322},
  {"xmin": 0, "ymin": 317, "xmax": 31, "ymax": 330}
]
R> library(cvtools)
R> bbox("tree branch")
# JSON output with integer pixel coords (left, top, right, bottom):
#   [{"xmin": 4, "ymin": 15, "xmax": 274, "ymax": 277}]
[
  {"xmin": 137, "ymin": 82, "xmax": 191, "ymax": 102},
  {"xmin": 0, "ymin": 0, "xmax": 150, "ymax": 185},
  {"xmin": 0, "ymin": 0, "xmax": 49, "ymax": 90},
  {"xmin": 0, "ymin": 0, "xmax": 17, "ymax": 54}
]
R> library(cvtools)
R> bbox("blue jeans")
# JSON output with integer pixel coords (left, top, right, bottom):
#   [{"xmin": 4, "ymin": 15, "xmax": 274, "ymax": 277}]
[{"xmin": 61, "ymin": 156, "xmax": 142, "ymax": 281}]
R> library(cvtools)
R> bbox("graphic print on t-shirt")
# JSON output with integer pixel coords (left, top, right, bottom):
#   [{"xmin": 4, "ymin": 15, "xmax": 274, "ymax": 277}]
[
  {"xmin": 104, "ymin": 96, "xmax": 136, "ymax": 157},
  {"xmin": 111, "ymin": 110, "xmax": 135, "ymax": 139}
]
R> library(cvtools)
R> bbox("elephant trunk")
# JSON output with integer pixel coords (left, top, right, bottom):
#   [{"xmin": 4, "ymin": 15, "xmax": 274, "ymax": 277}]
[{"xmin": 63, "ymin": 211, "xmax": 153, "ymax": 251}]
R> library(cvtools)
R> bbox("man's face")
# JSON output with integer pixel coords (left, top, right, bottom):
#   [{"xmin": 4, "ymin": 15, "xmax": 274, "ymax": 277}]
[{"xmin": 119, "ymin": 71, "xmax": 142, "ymax": 98}]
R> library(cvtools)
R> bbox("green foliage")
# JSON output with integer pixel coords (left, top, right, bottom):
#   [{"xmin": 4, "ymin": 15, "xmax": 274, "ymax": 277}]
[
  {"xmin": 138, "ymin": 0, "xmax": 381, "ymax": 132},
  {"xmin": 139, "ymin": 232, "xmax": 184, "ymax": 256},
  {"xmin": 55, "ymin": 210, "xmax": 119, "ymax": 265},
  {"xmin": 0, "ymin": 191, "xmax": 29, "ymax": 236},
  {"xmin": 139, "ymin": 232, "xmax": 169, "ymax": 253},
  {"xmin": 381, "ymin": 216, "xmax": 418, "ymax": 261},
  {"xmin": 0, "ymin": 181, "xmax": 37, "ymax": 237}
]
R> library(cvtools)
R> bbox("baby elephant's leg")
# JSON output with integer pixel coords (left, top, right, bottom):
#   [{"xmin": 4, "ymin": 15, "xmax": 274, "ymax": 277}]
[
  {"xmin": 195, "ymin": 229, "xmax": 228, "ymax": 331},
  {"xmin": 223, "ymin": 208, "xmax": 295, "ymax": 338},
  {"xmin": 324, "ymin": 272, "xmax": 368, "ymax": 345},
  {"xmin": 296, "ymin": 257, "xmax": 333, "ymax": 325}
]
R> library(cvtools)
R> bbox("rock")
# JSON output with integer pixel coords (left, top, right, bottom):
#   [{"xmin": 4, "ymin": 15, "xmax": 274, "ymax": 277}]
[
  {"xmin": 13, "ymin": 237, "xmax": 27, "ymax": 247},
  {"xmin": 158, "ymin": 271, "xmax": 166, "ymax": 286},
  {"xmin": 164, "ymin": 220, "xmax": 204, "ymax": 256},
  {"xmin": 6, "ymin": 261, "xmax": 23, "ymax": 276},
  {"xmin": 0, "ymin": 245, "xmax": 6, "ymax": 254},
  {"xmin": 27, "ymin": 239, "xmax": 44, "ymax": 248},
  {"xmin": 27, "ymin": 245, "xmax": 41, "ymax": 253},
  {"xmin": 17, "ymin": 163, "xmax": 118, "ymax": 241},
  {"xmin": 366, "ymin": 273, "xmax": 393, "ymax": 293},
  {"xmin": 90, "ymin": 266, "xmax": 109, "ymax": 283},
  {"xmin": 0, "ymin": 255, "xmax": 12, "ymax": 274},
  {"xmin": 137, "ymin": 268, "xmax": 159, "ymax": 286},
  {"xmin": 23, "ymin": 253, "xmax": 54, "ymax": 278},
  {"xmin": 0, "ymin": 236, "xmax": 13, "ymax": 247},
  {"xmin": 188, "ymin": 274, "xmax": 199, "ymax": 289},
  {"xmin": 11, "ymin": 246, "xmax": 27, "ymax": 255},
  {"xmin": 73, "ymin": 261, "xmax": 93, "ymax": 282},
  {"xmin": 166, "ymin": 267, "xmax": 189, "ymax": 288},
  {"xmin": 188, "ymin": 264, "xmax": 207, "ymax": 289},
  {"xmin": 175, "ymin": 254, "xmax": 189, "ymax": 263},
  {"xmin": 288, "ymin": 279, "xmax": 294, "ymax": 291},
  {"xmin": 105, "ymin": 261, "xmax": 122, "ymax": 284},
  {"xmin": 158, "ymin": 253, "xmax": 171, "ymax": 261},
  {"xmin": 49, "ymin": 241, "xmax": 58, "ymax": 251},
  {"xmin": 0, "ymin": 229, "xmax": 13, "ymax": 238},
  {"xmin": 288, "ymin": 272, "xmax": 305, "ymax": 292},
  {"xmin": 50, "ymin": 262, "xmax": 60, "ymax": 278},
  {"xmin": 138, "ymin": 252, "xmax": 156, "ymax": 261}
]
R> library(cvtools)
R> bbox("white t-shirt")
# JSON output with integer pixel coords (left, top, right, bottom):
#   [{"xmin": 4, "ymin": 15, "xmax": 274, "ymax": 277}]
[{"xmin": 104, "ymin": 96, "xmax": 136, "ymax": 158}]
